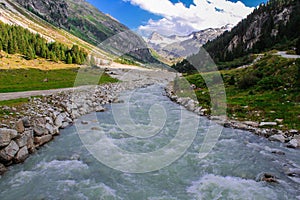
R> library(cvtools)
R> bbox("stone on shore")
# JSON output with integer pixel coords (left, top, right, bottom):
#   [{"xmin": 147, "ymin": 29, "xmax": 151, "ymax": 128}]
[
  {"xmin": 34, "ymin": 135, "xmax": 53, "ymax": 146},
  {"xmin": 0, "ymin": 128, "xmax": 18, "ymax": 147},
  {"xmin": 259, "ymin": 122, "xmax": 277, "ymax": 127},
  {"xmin": 15, "ymin": 119, "xmax": 25, "ymax": 133},
  {"xmin": 287, "ymin": 139, "xmax": 299, "ymax": 148},
  {"xmin": 33, "ymin": 126, "xmax": 49, "ymax": 136},
  {"xmin": 55, "ymin": 113, "xmax": 65, "ymax": 128},
  {"xmin": 15, "ymin": 134, "xmax": 28, "ymax": 148},
  {"xmin": 0, "ymin": 140, "xmax": 19, "ymax": 162},
  {"xmin": 14, "ymin": 146, "xmax": 29, "ymax": 163},
  {"xmin": 269, "ymin": 134, "xmax": 285, "ymax": 143},
  {"xmin": 22, "ymin": 117, "xmax": 31, "ymax": 128}
]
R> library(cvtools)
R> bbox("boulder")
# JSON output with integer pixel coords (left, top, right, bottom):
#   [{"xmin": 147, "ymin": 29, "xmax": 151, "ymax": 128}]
[
  {"xmin": 0, "ymin": 128, "xmax": 18, "ymax": 147},
  {"xmin": 34, "ymin": 135, "xmax": 52, "ymax": 146},
  {"xmin": 287, "ymin": 139, "xmax": 299, "ymax": 148},
  {"xmin": 61, "ymin": 122, "xmax": 70, "ymax": 129},
  {"xmin": 259, "ymin": 122, "xmax": 277, "ymax": 127},
  {"xmin": 15, "ymin": 119, "xmax": 25, "ymax": 133},
  {"xmin": 0, "ymin": 163, "xmax": 7, "ymax": 175},
  {"xmin": 45, "ymin": 123, "xmax": 55, "ymax": 135},
  {"xmin": 24, "ymin": 131, "xmax": 35, "ymax": 153},
  {"xmin": 186, "ymin": 100, "xmax": 195, "ymax": 111},
  {"xmin": 269, "ymin": 134, "xmax": 285, "ymax": 143},
  {"xmin": 14, "ymin": 146, "xmax": 29, "ymax": 163},
  {"xmin": 243, "ymin": 121, "xmax": 259, "ymax": 127},
  {"xmin": 0, "ymin": 140, "xmax": 19, "ymax": 162},
  {"xmin": 285, "ymin": 168, "xmax": 300, "ymax": 177},
  {"xmin": 33, "ymin": 126, "xmax": 49, "ymax": 136},
  {"xmin": 55, "ymin": 113, "xmax": 65, "ymax": 128},
  {"xmin": 22, "ymin": 117, "xmax": 30, "ymax": 128},
  {"xmin": 95, "ymin": 106, "xmax": 105, "ymax": 112},
  {"xmin": 81, "ymin": 121, "xmax": 89, "ymax": 125},
  {"xmin": 15, "ymin": 134, "xmax": 28, "ymax": 148},
  {"xmin": 256, "ymin": 172, "xmax": 278, "ymax": 183}
]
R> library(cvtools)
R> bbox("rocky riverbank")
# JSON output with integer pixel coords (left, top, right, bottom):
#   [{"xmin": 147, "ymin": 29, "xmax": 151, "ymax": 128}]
[
  {"xmin": 165, "ymin": 83, "xmax": 300, "ymax": 149},
  {"xmin": 0, "ymin": 84, "xmax": 118, "ymax": 175},
  {"xmin": 0, "ymin": 68, "xmax": 176, "ymax": 175}
]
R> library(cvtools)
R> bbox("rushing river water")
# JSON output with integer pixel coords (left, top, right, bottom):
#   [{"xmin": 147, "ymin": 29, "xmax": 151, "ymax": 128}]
[{"xmin": 0, "ymin": 85, "xmax": 299, "ymax": 200}]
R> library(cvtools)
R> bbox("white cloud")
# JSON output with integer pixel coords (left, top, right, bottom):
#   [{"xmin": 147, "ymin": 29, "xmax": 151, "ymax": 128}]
[{"xmin": 125, "ymin": 0, "xmax": 254, "ymax": 36}]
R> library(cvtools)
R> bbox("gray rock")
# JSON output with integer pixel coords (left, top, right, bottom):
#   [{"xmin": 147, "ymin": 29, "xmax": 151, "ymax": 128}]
[
  {"xmin": 16, "ymin": 134, "xmax": 28, "ymax": 148},
  {"xmin": 0, "ymin": 140, "xmax": 19, "ymax": 162},
  {"xmin": 259, "ymin": 122, "xmax": 277, "ymax": 127},
  {"xmin": 243, "ymin": 121, "xmax": 259, "ymax": 127},
  {"xmin": 256, "ymin": 172, "xmax": 278, "ymax": 183},
  {"xmin": 24, "ymin": 131, "xmax": 35, "ymax": 153},
  {"xmin": 81, "ymin": 121, "xmax": 89, "ymax": 125},
  {"xmin": 0, "ymin": 128, "xmax": 18, "ymax": 147},
  {"xmin": 61, "ymin": 122, "xmax": 70, "ymax": 129},
  {"xmin": 0, "ymin": 163, "xmax": 7, "ymax": 175},
  {"xmin": 285, "ymin": 168, "xmax": 300, "ymax": 177},
  {"xmin": 186, "ymin": 100, "xmax": 195, "ymax": 111},
  {"xmin": 14, "ymin": 146, "xmax": 29, "ymax": 163},
  {"xmin": 55, "ymin": 113, "xmax": 64, "ymax": 128},
  {"xmin": 22, "ymin": 117, "xmax": 30, "ymax": 128},
  {"xmin": 34, "ymin": 135, "xmax": 53, "ymax": 146},
  {"xmin": 269, "ymin": 134, "xmax": 285, "ymax": 143},
  {"xmin": 15, "ymin": 119, "xmax": 25, "ymax": 133},
  {"xmin": 45, "ymin": 117, "xmax": 53, "ymax": 124},
  {"xmin": 95, "ymin": 106, "xmax": 105, "ymax": 112},
  {"xmin": 287, "ymin": 139, "xmax": 299, "ymax": 148},
  {"xmin": 45, "ymin": 123, "xmax": 55, "ymax": 135},
  {"xmin": 33, "ymin": 126, "xmax": 49, "ymax": 136}
]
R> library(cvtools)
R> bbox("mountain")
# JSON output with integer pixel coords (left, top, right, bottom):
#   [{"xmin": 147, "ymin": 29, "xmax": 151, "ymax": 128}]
[
  {"xmin": 146, "ymin": 25, "xmax": 232, "ymax": 60},
  {"xmin": 13, "ymin": 0, "xmax": 157, "ymax": 63},
  {"xmin": 0, "ymin": 0, "xmax": 109, "ymax": 58},
  {"xmin": 14, "ymin": 0, "xmax": 127, "ymax": 45},
  {"xmin": 204, "ymin": 0, "xmax": 300, "ymax": 62}
]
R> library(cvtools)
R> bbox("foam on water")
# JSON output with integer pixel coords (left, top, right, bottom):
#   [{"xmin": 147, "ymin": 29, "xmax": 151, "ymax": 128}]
[{"xmin": 187, "ymin": 174, "xmax": 280, "ymax": 200}]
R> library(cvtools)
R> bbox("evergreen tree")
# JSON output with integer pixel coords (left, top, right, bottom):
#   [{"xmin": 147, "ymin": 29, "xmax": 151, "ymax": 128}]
[
  {"xmin": 25, "ymin": 46, "xmax": 35, "ymax": 60},
  {"xmin": 66, "ymin": 53, "xmax": 73, "ymax": 64}
]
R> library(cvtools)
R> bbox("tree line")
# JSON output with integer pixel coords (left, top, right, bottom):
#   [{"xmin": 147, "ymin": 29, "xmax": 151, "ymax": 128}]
[{"xmin": 0, "ymin": 21, "xmax": 87, "ymax": 64}]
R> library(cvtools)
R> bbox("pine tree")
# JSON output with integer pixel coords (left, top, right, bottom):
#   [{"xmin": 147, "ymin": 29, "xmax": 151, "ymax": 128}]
[
  {"xmin": 25, "ymin": 46, "xmax": 35, "ymax": 60},
  {"xmin": 66, "ymin": 53, "xmax": 73, "ymax": 64}
]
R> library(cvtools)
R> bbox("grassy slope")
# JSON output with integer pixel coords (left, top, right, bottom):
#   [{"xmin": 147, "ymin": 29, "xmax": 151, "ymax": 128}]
[
  {"xmin": 0, "ymin": 66, "xmax": 118, "ymax": 93},
  {"xmin": 185, "ymin": 54, "xmax": 300, "ymax": 130}
]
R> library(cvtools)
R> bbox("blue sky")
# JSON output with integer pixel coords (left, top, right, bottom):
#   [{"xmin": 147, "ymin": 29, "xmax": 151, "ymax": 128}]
[{"xmin": 87, "ymin": 0, "xmax": 267, "ymax": 36}]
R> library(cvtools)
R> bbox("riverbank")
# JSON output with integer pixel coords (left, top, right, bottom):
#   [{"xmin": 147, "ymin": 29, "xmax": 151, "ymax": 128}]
[
  {"xmin": 165, "ymin": 82, "xmax": 300, "ymax": 150},
  {"xmin": 0, "ymin": 67, "xmax": 176, "ymax": 175}
]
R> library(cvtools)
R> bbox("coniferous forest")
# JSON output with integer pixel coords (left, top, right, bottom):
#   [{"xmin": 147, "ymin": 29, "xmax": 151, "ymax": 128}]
[{"xmin": 0, "ymin": 21, "xmax": 87, "ymax": 64}]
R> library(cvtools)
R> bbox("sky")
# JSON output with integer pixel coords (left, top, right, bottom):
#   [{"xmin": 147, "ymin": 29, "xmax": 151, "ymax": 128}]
[{"xmin": 87, "ymin": 0, "xmax": 267, "ymax": 36}]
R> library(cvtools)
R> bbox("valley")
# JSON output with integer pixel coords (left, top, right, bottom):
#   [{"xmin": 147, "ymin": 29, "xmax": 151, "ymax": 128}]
[{"xmin": 0, "ymin": 0, "xmax": 299, "ymax": 199}]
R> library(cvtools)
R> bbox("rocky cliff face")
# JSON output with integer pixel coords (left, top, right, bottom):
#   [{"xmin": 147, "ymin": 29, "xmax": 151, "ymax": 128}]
[
  {"xmin": 204, "ymin": 0, "xmax": 300, "ymax": 62},
  {"xmin": 14, "ymin": 0, "xmax": 127, "ymax": 43},
  {"xmin": 14, "ymin": 0, "xmax": 69, "ymax": 27}
]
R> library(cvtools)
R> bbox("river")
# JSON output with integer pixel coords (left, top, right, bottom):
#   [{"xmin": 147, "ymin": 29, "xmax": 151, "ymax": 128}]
[{"xmin": 0, "ymin": 84, "xmax": 299, "ymax": 200}]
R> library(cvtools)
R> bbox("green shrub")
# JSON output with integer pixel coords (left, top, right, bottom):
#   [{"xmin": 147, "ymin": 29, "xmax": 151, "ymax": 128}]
[
  {"xmin": 257, "ymin": 77, "xmax": 283, "ymax": 90},
  {"xmin": 238, "ymin": 74, "xmax": 259, "ymax": 89}
]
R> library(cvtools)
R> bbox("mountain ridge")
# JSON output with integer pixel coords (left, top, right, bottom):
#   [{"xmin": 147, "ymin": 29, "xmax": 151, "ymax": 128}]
[{"xmin": 146, "ymin": 25, "xmax": 232, "ymax": 61}]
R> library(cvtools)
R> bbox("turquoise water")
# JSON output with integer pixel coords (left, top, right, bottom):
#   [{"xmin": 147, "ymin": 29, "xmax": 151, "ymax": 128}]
[{"xmin": 0, "ymin": 85, "xmax": 299, "ymax": 199}]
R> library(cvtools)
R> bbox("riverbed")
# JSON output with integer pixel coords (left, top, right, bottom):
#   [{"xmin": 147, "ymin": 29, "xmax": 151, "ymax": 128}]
[{"xmin": 0, "ymin": 84, "xmax": 299, "ymax": 200}]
